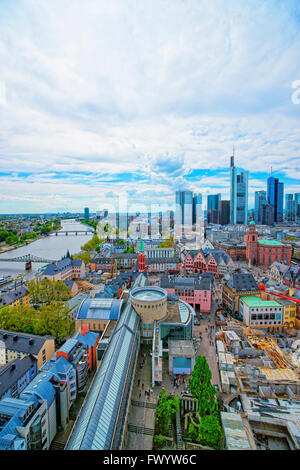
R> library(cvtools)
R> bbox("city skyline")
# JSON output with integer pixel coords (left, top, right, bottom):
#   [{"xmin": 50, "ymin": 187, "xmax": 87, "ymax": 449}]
[{"xmin": 0, "ymin": 0, "xmax": 299, "ymax": 213}]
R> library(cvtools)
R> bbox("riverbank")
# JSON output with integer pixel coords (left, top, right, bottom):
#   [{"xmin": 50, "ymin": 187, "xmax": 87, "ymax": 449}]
[
  {"xmin": 0, "ymin": 235, "xmax": 44, "ymax": 254},
  {"xmin": 0, "ymin": 220, "xmax": 93, "ymax": 280}
]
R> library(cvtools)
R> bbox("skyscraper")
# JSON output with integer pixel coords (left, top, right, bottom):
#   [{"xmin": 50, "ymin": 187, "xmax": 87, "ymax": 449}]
[
  {"xmin": 230, "ymin": 152, "xmax": 237, "ymax": 224},
  {"xmin": 267, "ymin": 175, "xmax": 284, "ymax": 223},
  {"xmin": 207, "ymin": 194, "xmax": 221, "ymax": 224},
  {"xmin": 254, "ymin": 190, "xmax": 267, "ymax": 224},
  {"xmin": 219, "ymin": 200, "xmax": 230, "ymax": 225},
  {"xmin": 236, "ymin": 171, "xmax": 248, "ymax": 224},
  {"xmin": 84, "ymin": 207, "xmax": 89, "ymax": 220},
  {"xmin": 192, "ymin": 193, "xmax": 202, "ymax": 224},
  {"xmin": 230, "ymin": 150, "xmax": 248, "ymax": 225},
  {"xmin": 175, "ymin": 190, "xmax": 193, "ymax": 237}
]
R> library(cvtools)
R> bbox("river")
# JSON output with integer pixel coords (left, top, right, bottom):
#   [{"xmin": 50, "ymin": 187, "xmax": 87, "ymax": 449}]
[{"xmin": 0, "ymin": 219, "xmax": 93, "ymax": 280}]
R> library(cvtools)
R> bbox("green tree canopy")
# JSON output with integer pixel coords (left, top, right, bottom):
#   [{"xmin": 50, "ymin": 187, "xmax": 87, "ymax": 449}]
[
  {"xmin": 197, "ymin": 414, "xmax": 223, "ymax": 450},
  {"xmin": 156, "ymin": 388, "xmax": 180, "ymax": 433},
  {"xmin": 81, "ymin": 235, "xmax": 104, "ymax": 252},
  {"xmin": 158, "ymin": 236, "xmax": 174, "ymax": 248},
  {"xmin": 27, "ymin": 278, "xmax": 72, "ymax": 305},
  {"xmin": 0, "ymin": 302, "xmax": 74, "ymax": 345},
  {"xmin": 73, "ymin": 252, "xmax": 91, "ymax": 265},
  {"xmin": 188, "ymin": 355, "xmax": 217, "ymax": 417}
]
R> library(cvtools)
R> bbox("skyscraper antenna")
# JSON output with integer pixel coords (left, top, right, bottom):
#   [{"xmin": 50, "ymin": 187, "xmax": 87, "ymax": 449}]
[
  {"xmin": 271, "ymin": 166, "xmax": 272, "ymax": 176},
  {"xmin": 233, "ymin": 144, "xmax": 235, "ymax": 156}
]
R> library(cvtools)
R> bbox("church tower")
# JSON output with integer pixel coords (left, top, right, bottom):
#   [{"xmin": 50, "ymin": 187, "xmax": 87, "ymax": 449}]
[
  {"xmin": 245, "ymin": 221, "xmax": 258, "ymax": 265},
  {"xmin": 138, "ymin": 239, "xmax": 146, "ymax": 272}
]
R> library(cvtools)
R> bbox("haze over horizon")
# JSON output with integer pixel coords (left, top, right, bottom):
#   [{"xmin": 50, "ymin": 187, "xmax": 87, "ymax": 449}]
[{"xmin": 0, "ymin": 0, "xmax": 300, "ymax": 214}]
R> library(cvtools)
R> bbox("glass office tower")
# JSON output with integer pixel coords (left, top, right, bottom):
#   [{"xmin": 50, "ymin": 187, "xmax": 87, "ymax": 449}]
[
  {"xmin": 175, "ymin": 190, "xmax": 193, "ymax": 236},
  {"xmin": 255, "ymin": 190, "xmax": 267, "ymax": 224},
  {"xmin": 207, "ymin": 194, "xmax": 221, "ymax": 224},
  {"xmin": 267, "ymin": 176, "xmax": 284, "ymax": 223}
]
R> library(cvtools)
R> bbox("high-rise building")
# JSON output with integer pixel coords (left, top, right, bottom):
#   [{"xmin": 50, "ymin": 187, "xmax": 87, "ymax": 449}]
[
  {"xmin": 286, "ymin": 197, "xmax": 297, "ymax": 222},
  {"xmin": 219, "ymin": 200, "xmax": 230, "ymax": 225},
  {"xmin": 254, "ymin": 191, "xmax": 267, "ymax": 224},
  {"xmin": 267, "ymin": 175, "xmax": 284, "ymax": 223},
  {"xmin": 193, "ymin": 193, "xmax": 204, "ymax": 248},
  {"xmin": 175, "ymin": 190, "xmax": 193, "ymax": 237},
  {"xmin": 295, "ymin": 194, "xmax": 300, "ymax": 222},
  {"xmin": 261, "ymin": 203, "xmax": 274, "ymax": 226},
  {"xmin": 230, "ymin": 152, "xmax": 237, "ymax": 224},
  {"xmin": 230, "ymin": 151, "xmax": 248, "ymax": 225},
  {"xmin": 192, "ymin": 194, "xmax": 202, "ymax": 224},
  {"xmin": 175, "ymin": 191, "xmax": 204, "ymax": 247},
  {"xmin": 116, "ymin": 212, "xmax": 128, "ymax": 238},
  {"xmin": 84, "ymin": 207, "xmax": 89, "ymax": 220},
  {"xmin": 236, "ymin": 171, "xmax": 248, "ymax": 224},
  {"xmin": 207, "ymin": 194, "xmax": 221, "ymax": 224}
]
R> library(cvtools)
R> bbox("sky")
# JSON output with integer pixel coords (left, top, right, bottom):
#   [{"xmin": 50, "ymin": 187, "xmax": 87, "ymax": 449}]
[{"xmin": 0, "ymin": 0, "xmax": 300, "ymax": 214}]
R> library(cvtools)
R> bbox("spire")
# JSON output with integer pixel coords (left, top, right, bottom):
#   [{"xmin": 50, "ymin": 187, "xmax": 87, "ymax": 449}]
[
  {"xmin": 230, "ymin": 145, "xmax": 235, "ymax": 168},
  {"xmin": 139, "ymin": 238, "xmax": 144, "ymax": 252}
]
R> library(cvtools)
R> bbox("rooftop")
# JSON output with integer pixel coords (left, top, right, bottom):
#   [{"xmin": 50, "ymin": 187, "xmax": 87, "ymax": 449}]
[
  {"xmin": 240, "ymin": 296, "xmax": 281, "ymax": 307},
  {"xmin": 258, "ymin": 239, "xmax": 290, "ymax": 247},
  {"xmin": 77, "ymin": 298, "xmax": 123, "ymax": 320},
  {"xmin": 130, "ymin": 286, "xmax": 166, "ymax": 302}
]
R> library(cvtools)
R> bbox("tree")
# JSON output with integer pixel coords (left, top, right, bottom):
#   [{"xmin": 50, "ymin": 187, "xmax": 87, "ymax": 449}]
[
  {"xmin": 73, "ymin": 252, "xmax": 91, "ymax": 265},
  {"xmin": 156, "ymin": 388, "xmax": 180, "ymax": 434},
  {"xmin": 153, "ymin": 434, "xmax": 164, "ymax": 449},
  {"xmin": 34, "ymin": 302, "xmax": 74, "ymax": 343},
  {"xmin": 187, "ymin": 423, "xmax": 198, "ymax": 441},
  {"xmin": 158, "ymin": 236, "xmax": 174, "ymax": 248},
  {"xmin": 0, "ymin": 302, "xmax": 74, "ymax": 345},
  {"xmin": 0, "ymin": 305, "xmax": 37, "ymax": 332},
  {"xmin": 81, "ymin": 235, "xmax": 103, "ymax": 252},
  {"xmin": 27, "ymin": 278, "xmax": 72, "ymax": 305},
  {"xmin": 188, "ymin": 355, "xmax": 217, "ymax": 417},
  {"xmin": 197, "ymin": 414, "xmax": 223, "ymax": 450}
]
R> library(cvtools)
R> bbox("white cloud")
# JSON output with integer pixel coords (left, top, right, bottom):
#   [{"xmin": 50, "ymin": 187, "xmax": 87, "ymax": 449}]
[{"xmin": 0, "ymin": 0, "xmax": 299, "ymax": 212}]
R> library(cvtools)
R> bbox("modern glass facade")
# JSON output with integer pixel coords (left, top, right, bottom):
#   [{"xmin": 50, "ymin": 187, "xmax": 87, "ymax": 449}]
[
  {"xmin": 230, "ymin": 155, "xmax": 248, "ymax": 225},
  {"xmin": 230, "ymin": 155, "xmax": 237, "ymax": 224},
  {"xmin": 267, "ymin": 176, "xmax": 284, "ymax": 223},
  {"xmin": 175, "ymin": 190, "xmax": 193, "ymax": 234},
  {"xmin": 255, "ymin": 190, "xmax": 267, "ymax": 224},
  {"xmin": 84, "ymin": 208, "xmax": 89, "ymax": 220},
  {"xmin": 192, "ymin": 193, "xmax": 202, "ymax": 224},
  {"xmin": 236, "ymin": 171, "xmax": 248, "ymax": 224},
  {"xmin": 207, "ymin": 194, "xmax": 221, "ymax": 224}
]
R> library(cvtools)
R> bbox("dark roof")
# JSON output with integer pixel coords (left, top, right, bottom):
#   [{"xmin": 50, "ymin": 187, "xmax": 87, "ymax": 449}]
[
  {"xmin": 283, "ymin": 266, "xmax": 300, "ymax": 281},
  {"xmin": 160, "ymin": 274, "xmax": 211, "ymax": 291},
  {"xmin": 0, "ymin": 355, "xmax": 37, "ymax": 398},
  {"xmin": 77, "ymin": 299, "xmax": 123, "ymax": 320},
  {"xmin": 42, "ymin": 256, "xmax": 82, "ymax": 276},
  {"xmin": 226, "ymin": 271, "xmax": 259, "ymax": 292},
  {"xmin": 0, "ymin": 330, "xmax": 54, "ymax": 354},
  {"xmin": 146, "ymin": 257, "xmax": 180, "ymax": 264},
  {"xmin": 0, "ymin": 286, "xmax": 29, "ymax": 307}
]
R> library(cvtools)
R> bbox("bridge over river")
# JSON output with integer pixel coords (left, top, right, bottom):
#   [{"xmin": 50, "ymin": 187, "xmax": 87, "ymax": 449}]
[
  {"xmin": 0, "ymin": 254, "xmax": 57, "ymax": 270},
  {"xmin": 51, "ymin": 230, "xmax": 94, "ymax": 236}
]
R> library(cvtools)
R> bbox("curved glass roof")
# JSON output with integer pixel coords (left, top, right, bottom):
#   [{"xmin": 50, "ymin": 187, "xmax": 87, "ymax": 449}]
[{"xmin": 178, "ymin": 302, "xmax": 190, "ymax": 323}]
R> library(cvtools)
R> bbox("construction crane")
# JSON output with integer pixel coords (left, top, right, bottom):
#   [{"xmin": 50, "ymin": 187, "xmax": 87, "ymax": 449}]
[{"xmin": 259, "ymin": 283, "xmax": 300, "ymax": 304}]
